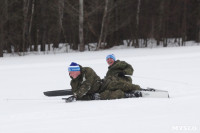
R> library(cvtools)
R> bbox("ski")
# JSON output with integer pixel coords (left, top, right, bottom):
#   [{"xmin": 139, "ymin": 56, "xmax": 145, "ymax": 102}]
[
  {"xmin": 43, "ymin": 89, "xmax": 73, "ymax": 97},
  {"xmin": 139, "ymin": 88, "xmax": 170, "ymax": 98},
  {"xmin": 44, "ymin": 88, "xmax": 169, "ymax": 98}
]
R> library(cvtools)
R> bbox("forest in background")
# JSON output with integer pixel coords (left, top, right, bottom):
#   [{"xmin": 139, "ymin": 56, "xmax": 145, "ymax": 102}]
[{"xmin": 0, "ymin": 0, "xmax": 200, "ymax": 57}]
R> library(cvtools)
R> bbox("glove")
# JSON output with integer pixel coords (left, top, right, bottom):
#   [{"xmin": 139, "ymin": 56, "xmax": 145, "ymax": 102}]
[
  {"xmin": 118, "ymin": 72, "xmax": 124, "ymax": 77},
  {"xmin": 64, "ymin": 96, "xmax": 76, "ymax": 103}
]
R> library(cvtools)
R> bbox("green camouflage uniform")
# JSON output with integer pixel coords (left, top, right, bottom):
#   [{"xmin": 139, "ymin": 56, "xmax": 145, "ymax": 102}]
[
  {"xmin": 70, "ymin": 65, "xmax": 101, "ymax": 100},
  {"xmin": 100, "ymin": 60, "xmax": 141, "ymax": 100}
]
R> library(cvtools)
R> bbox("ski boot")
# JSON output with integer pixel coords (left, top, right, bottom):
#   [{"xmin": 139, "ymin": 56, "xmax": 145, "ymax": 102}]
[{"xmin": 125, "ymin": 90, "xmax": 142, "ymax": 98}]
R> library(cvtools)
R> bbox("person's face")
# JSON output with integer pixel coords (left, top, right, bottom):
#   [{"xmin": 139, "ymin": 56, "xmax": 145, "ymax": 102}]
[
  {"xmin": 107, "ymin": 58, "xmax": 115, "ymax": 66},
  {"xmin": 69, "ymin": 71, "xmax": 81, "ymax": 79}
]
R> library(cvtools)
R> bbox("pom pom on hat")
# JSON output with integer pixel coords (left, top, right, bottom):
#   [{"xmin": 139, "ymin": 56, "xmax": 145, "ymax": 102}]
[
  {"xmin": 106, "ymin": 54, "xmax": 116, "ymax": 61},
  {"xmin": 68, "ymin": 62, "xmax": 80, "ymax": 71}
]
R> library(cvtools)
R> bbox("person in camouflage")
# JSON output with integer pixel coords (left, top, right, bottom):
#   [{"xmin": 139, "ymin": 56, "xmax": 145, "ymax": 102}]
[
  {"xmin": 99, "ymin": 54, "xmax": 141, "ymax": 100},
  {"xmin": 65, "ymin": 62, "xmax": 101, "ymax": 102}
]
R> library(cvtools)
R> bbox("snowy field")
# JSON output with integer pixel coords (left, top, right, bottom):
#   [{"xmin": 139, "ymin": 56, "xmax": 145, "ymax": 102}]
[{"xmin": 0, "ymin": 45, "xmax": 200, "ymax": 133}]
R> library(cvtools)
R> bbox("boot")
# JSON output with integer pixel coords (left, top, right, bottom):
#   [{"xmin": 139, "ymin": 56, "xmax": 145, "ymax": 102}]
[
  {"xmin": 91, "ymin": 93, "xmax": 101, "ymax": 100},
  {"xmin": 124, "ymin": 91, "xmax": 142, "ymax": 98},
  {"xmin": 64, "ymin": 96, "xmax": 76, "ymax": 102}
]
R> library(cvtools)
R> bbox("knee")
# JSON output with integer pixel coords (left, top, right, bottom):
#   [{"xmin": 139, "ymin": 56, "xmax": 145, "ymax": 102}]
[
  {"xmin": 110, "ymin": 90, "xmax": 125, "ymax": 99},
  {"xmin": 100, "ymin": 90, "xmax": 110, "ymax": 100},
  {"xmin": 100, "ymin": 90, "xmax": 125, "ymax": 100},
  {"xmin": 132, "ymin": 84, "xmax": 141, "ymax": 90}
]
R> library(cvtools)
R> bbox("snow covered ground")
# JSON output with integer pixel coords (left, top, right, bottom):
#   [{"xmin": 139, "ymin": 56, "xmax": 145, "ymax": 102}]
[{"xmin": 0, "ymin": 45, "xmax": 200, "ymax": 133}]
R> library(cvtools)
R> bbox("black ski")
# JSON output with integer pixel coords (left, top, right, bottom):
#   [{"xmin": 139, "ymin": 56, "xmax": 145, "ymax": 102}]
[{"xmin": 43, "ymin": 89, "xmax": 73, "ymax": 97}]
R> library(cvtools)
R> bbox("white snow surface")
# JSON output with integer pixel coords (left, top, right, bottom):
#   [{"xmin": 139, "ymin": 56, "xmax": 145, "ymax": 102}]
[{"xmin": 1, "ymin": 46, "xmax": 200, "ymax": 133}]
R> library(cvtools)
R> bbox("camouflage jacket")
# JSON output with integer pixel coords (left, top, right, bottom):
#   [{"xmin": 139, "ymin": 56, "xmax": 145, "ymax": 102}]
[
  {"xmin": 99, "ymin": 60, "xmax": 134, "ymax": 92},
  {"xmin": 70, "ymin": 66, "xmax": 101, "ymax": 99},
  {"xmin": 105, "ymin": 60, "xmax": 133, "ymax": 82}
]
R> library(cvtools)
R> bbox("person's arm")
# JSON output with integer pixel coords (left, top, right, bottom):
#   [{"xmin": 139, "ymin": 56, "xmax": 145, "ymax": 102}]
[
  {"xmin": 74, "ymin": 69, "xmax": 94, "ymax": 99},
  {"xmin": 122, "ymin": 61, "xmax": 134, "ymax": 75},
  {"xmin": 115, "ymin": 61, "xmax": 134, "ymax": 76}
]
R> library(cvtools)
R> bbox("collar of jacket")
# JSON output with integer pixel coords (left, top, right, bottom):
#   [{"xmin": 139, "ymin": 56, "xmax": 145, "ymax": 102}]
[{"xmin": 108, "ymin": 60, "xmax": 119, "ymax": 69}]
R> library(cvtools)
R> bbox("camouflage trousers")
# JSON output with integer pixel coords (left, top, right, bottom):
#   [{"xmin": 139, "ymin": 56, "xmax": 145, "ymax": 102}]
[
  {"xmin": 99, "ymin": 76, "xmax": 141, "ymax": 100},
  {"xmin": 76, "ymin": 94, "xmax": 95, "ymax": 100}
]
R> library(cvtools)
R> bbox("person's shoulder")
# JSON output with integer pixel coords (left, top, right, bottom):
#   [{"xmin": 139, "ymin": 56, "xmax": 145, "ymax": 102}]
[
  {"xmin": 83, "ymin": 66, "xmax": 93, "ymax": 70},
  {"xmin": 116, "ymin": 60, "xmax": 126, "ymax": 64},
  {"xmin": 82, "ymin": 67, "xmax": 94, "ymax": 72},
  {"xmin": 116, "ymin": 60, "xmax": 132, "ymax": 67},
  {"xmin": 115, "ymin": 60, "xmax": 121, "ymax": 63}
]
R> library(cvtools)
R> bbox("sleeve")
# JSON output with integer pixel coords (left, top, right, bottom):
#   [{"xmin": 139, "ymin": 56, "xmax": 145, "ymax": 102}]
[
  {"xmin": 118, "ymin": 61, "xmax": 134, "ymax": 76},
  {"xmin": 74, "ymin": 69, "xmax": 94, "ymax": 99}
]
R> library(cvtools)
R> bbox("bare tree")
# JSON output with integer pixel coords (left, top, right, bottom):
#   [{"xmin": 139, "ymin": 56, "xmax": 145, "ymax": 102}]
[
  {"xmin": 181, "ymin": 0, "xmax": 187, "ymax": 46},
  {"xmin": 39, "ymin": 0, "xmax": 48, "ymax": 52},
  {"xmin": 157, "ymin": 0, "xmax": 164, "ymax": 46},
  {"xmin": 96, "ymin": 0, "xmax": 109, "ymax": 50},
  {"xmin": 0, "ymin": 31, "xmax": 3, "ymax": 57},
  {"xmin": 0, "ymin": 6, "xmax": 4, "ymax": 57},
  {"xmin": 22, "ymin": 0, "xmax": 30, "ymax": 55},
  {"xmin": 163, "ymin": 0, "xmax": 170, "ymax": 47},
  {"xmin": 134, "ymin": 0, "xmax": 141, "ymax": 48},
  {"xmin": 79, "ymin": 0, "xmax": 84, "ymax": 51},
  {"xmin": 28, "ymin": 0, "xmax": 35, "ymax": 51},
  {"xmin": 58, "ymin": 0, "xmax": 66, "ymax": 43},
  {"xmin": 0, "ymin": 0, "xmax": 7, "ymax": 57},
  {"xmin": 0, "ymin": 20, "xmax": 3, "ymax": 56},
  {"xmin": 197, "ymin": 0, "xmax": 200, "ymax": 43}
]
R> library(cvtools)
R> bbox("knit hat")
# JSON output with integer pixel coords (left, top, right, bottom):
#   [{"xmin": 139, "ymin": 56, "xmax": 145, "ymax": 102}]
[
  {"xmin": 68, "ymin": 62, "xmax": 80, "ymax": 71},
  {"xmin": 106, "ymin": 54, "xmax": 116, "ymax": 61}
]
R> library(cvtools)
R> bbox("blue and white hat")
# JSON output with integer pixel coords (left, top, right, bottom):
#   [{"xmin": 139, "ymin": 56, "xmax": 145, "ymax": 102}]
[
  {"xmin": 106, "ymin": 54, "xmax": 116, "ymax": 61},
  {"xmin": 68, "ymin": 62, "xmax": 80, "ymax": 71}
]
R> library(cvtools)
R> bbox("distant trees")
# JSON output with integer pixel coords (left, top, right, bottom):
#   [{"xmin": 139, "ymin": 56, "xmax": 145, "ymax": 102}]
[
  {"xmin": 0, "ymin": 0, "xmax": 7, "ymax": 57},
  {"xmin": 196, "ymin": 0, "xmax": 200, "ymax": 43},
  {"xmin": 0, "ymin": 0, "xmax": 200, "ymax": 57},
  {"xmin": 79, "ymin": 0, "xmax": 84, "ymax": 51},
  {"xmin": 97, "ymin": 0, "xmax": 109, "ymax": 50}
]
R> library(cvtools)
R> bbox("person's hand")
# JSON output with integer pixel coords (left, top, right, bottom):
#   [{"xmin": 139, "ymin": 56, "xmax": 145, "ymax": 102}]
[{"xmin": 64, "ymin": 96, "xmax": 76, "ymax": 103}]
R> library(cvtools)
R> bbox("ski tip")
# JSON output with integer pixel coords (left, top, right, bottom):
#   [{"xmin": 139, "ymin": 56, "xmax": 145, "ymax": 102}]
[
  {"xmin": 43, "ymin": 92, "xmax": 48, "ymax": 96},
  {"xmin": 43, "ymin": 92, "xmax": 53, "ymax": 97}
]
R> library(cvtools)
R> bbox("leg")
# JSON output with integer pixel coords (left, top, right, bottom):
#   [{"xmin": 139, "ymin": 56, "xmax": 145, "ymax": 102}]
[
  {"xmin": 107, "ymin": 80, "xmax": 141, "ymax": 92},
  {"xmin": 100, "ymin": 90, "xmax": 125, "ymax": 100},
  {"xmin": 77, "ymin": 94, "xmax": 93, "ymax": 100}
]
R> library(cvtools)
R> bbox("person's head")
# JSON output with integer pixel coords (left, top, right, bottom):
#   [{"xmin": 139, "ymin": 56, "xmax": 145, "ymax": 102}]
[
  {"xmin": 68, "ymin": 62, "xmax": 81, "ymax": 79},
  {"xmin": 106, "ymin": 54, "xmax": 116, "ymax": 66}
]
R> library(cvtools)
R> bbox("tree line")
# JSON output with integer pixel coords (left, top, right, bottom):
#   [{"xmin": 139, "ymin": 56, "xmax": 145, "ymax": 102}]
[{"xmin": 0, "ymin": 0, "xmax": 200, "ymax": 57}]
